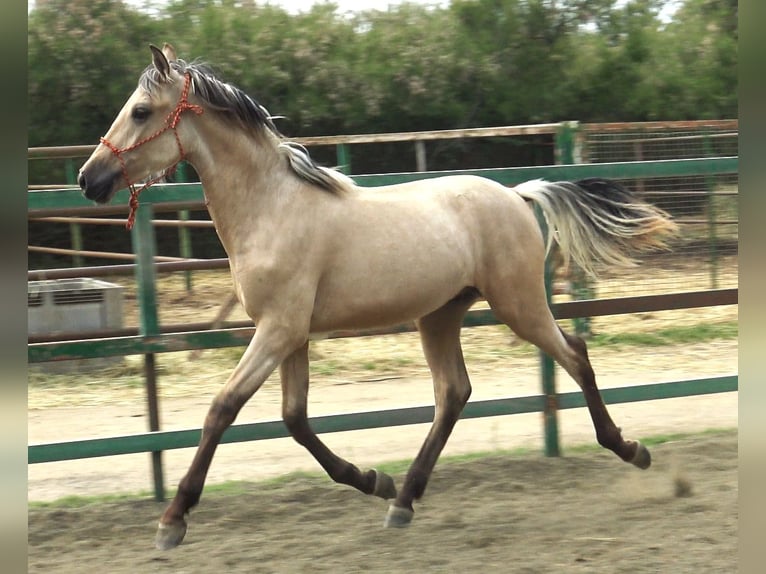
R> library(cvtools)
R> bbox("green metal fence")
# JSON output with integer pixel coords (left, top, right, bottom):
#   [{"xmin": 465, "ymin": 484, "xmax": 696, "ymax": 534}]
[{"xmin": 28, "ymin": 140, "xmax": 738, "ymax": 501}]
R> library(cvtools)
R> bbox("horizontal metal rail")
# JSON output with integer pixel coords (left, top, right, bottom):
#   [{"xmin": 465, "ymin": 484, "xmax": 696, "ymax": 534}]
[
  {"xmin": 27, "ymin": 258, "xmax": 230, "ymax": 281},
  {"xmin": 581, "ymin": 120, "xmax": 739, "ymax": 132},
  {"xmin": 583, "ymin": 132, "xmax": 737, "ymax": 145},
  {"xmin": 27, "ymin": 289, "xmax": 737, "ymax": 361},
  {"xmin": 26, "ymin": 120, "xmax": 739, "ymax": 161},
  {"xmin": 28, "ymin": 200, "xmax": 207, "ymax": 218},
  {"xmin": 29, "ymin": 216, "xmax": 217, "ymax": 228},
  {"xmin": 292, "ymin": 123, "xmax": 564, "ymax": 146},
  {"xmin": 28, "ymin": 245, "xmax": 191, "ymax": 262},
  {"xmin": 27, "ymin": 157, "xmax": 739, "ymax": 212},
  {"xmin": 28, "ymin": 124, "xmax": 567, "ymax": 161},
  {"xmin": 28, "ymin": 375, "xmax": 738, "ymax": 464}
]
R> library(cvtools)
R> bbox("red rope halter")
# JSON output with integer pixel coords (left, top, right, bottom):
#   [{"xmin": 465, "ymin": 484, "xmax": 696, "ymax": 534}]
[{"xmin": 100, "ymin": 72, "xmax": 203, "ymax": 229}]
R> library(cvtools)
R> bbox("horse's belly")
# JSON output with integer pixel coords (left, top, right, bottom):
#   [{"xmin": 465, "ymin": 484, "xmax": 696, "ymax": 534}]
[{"xmin": 309, "ymin": 266, "xmax": 469, "ymax": 333}]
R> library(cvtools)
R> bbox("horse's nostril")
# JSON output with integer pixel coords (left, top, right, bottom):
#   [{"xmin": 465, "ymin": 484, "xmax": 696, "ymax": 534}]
[{"xmin": 77, "ymin": 172, "xmax": 86, "ymax": 190}]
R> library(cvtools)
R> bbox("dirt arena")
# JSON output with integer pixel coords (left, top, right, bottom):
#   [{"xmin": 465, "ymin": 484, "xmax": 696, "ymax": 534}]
[
  {"xmin": 28, "ymin": 430, "xmax": 737, "ymax": 573},
  {"xmin": 28, "ymin": 257, "xmax": 738, "ymax": 572},
  {"xmin": 28, "ymin": 337, "xmax": 738, "ymax": 573}
]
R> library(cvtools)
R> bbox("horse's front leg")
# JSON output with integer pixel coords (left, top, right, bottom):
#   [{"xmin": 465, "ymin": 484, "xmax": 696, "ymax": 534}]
[
  {"xmin": 280, "ymin": 342, "xmax": 398, "ymax": 500},
  {"xmin": 155, "ymin": 323, "xmax": 306, "ymax": 550}
]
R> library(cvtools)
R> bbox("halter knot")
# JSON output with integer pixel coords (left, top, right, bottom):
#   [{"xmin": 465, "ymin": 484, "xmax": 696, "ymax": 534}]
[{"xmin": 99, "ymin": 72, "xmax": 203, "ymax": 229}]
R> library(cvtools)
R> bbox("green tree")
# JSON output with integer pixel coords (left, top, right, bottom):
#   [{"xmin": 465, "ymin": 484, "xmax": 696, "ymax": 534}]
[
  {"xmin": 27, "ymin": 0, "xmax": 738, "ymax": 264},
  {"xmin": 651, "ymin": 0, "xmax": 737, "ymax": 119},
  {"xmin": 27, "ymin": 0, "xmax": 738, "ymax": 146},
  {"xmin": 28, "ymin": 0, "xmax": 159, "ymax": 147}
]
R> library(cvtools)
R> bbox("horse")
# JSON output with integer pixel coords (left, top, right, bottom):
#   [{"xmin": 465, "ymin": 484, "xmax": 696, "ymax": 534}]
[{"xmin": 78, "ymin": 44, "xmax": 678, "ymax": 551}]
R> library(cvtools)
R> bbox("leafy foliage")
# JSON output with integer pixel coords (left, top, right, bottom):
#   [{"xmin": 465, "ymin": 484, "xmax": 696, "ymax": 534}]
[
  {"xmin": 27, "ymin": 0, "xmax": 737, "ymax": 262},
  {"xmin": 28, "ymin": 0, "xmax": 737, "ymax": 147}
]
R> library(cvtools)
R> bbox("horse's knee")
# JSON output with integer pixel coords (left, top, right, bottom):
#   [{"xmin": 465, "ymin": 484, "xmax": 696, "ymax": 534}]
[
  {"xmin": 561, "ymin": 328, "xmax": 591, "ymax": 360},
  {"xmin": 458, "ymin": 382, "xmax": 472, "ymax": 406},
  {"xmin": 204, "ymin": 397, "xmax": 240, "ymax": 432},
  {"xmin": 283, "ymin": 408, "xmax": 311, "ymax": 445},
  {"xmin": 556, "ymin": 328, "xmax": 597, "ymax": 383},
  {"xmin": 444, "ymin": 378, "xmax": 471, "ymax": 412}
]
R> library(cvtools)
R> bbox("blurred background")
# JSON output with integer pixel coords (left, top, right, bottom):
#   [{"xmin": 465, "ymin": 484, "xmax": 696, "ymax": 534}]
[{"xmin": 27, "ymin": 0, "xmax": 737, "ymax": 267}]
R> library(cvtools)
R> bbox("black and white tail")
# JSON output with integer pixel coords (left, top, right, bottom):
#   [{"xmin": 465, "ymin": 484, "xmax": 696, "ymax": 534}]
[{"xmin": 514, "ymin": 177, "xmax": 678, "ymax": 277}]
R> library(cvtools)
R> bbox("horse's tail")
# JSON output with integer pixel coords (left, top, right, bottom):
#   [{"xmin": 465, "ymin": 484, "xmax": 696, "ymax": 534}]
[{"xmin": 513, "ymin": 177, "xmax": 679, "ymax": 278}]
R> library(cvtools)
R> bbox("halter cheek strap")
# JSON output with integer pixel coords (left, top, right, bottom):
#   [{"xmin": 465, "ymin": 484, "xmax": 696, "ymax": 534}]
[{"xmin": 100, "ymin": 72, "xmax": 204, "ymax": 230}]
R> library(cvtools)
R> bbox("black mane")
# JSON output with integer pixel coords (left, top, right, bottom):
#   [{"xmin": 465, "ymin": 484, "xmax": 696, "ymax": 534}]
[
  {"xmin": 138, "ymin": 59, "xmax": 352, "ymax": 195},
  {"xmin": 139, "ymin": 59, "xmax": 279, "ymax": 136}
]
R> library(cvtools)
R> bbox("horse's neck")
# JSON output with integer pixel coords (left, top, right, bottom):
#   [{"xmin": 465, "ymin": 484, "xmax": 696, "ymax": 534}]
[{"xmin": 188, "ymin": 128, "xmax": 296, "ymax": 260}]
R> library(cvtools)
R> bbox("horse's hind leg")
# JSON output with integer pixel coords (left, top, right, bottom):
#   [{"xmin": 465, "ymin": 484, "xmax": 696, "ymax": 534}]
[
  {"xmin": 487, "ymin": 288, "xmax": 651, "ymax": 469},
  {"xmin": 280, "ymin": 342, "xmax": 398, "ymax": 500},
  {"xmin": 385, "ymin": 291, "xmax": 477, "ymax": 528},
  {"xmin": 554, "ymin": 326, "xmax": 650, "ymax": 468}
]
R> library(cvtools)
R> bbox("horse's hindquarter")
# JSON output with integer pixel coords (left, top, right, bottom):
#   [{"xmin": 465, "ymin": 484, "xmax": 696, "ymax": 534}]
[{"xmin": 309, "ymin": 176, "xmax": 536, "ymax": 332}]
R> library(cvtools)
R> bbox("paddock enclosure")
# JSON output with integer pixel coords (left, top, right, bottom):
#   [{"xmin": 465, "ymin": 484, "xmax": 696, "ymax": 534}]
[
  {"xmin": 28, "ymin": 119, "xmax": 738, "ymax": 568},
  {"xmin": 28, "ymin": 430, "xmax": 737, "ymax": 573},
  {"xmin": 28, "ymin": 120, "xmax": 738, "ymax": 503}
]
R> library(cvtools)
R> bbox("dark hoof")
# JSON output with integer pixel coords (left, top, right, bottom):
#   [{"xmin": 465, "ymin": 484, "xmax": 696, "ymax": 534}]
[
  {"xmin": 372, "ymin": 469, "xmax": 397, "ymax": 500},
  {"xmin": 384, "ymin": 504, "xmax": 414, "ymax": 528},
  {"xmin": 155, "ymin": 520, "xmax": 187, "ymax": 550},
  {"xmin": 630, "ymin": 441, "xmax": 651, "ymax": 470}
]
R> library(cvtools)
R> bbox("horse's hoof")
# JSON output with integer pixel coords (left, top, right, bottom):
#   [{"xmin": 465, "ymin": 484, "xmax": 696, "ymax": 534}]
[
  {"xmin": 384, "ymin": 504, "xmax": 414, "ymax": 528},
  {"xmin": 155, "ymin": 520, "xmax": 187, "ymax": 550},
  {"xmin": 630, "ymin": 441, "xmax": 651, "ymax": 470},
  {"xmin": 372, "ymin": 469, "xmax": 397, "ymax": 500}
]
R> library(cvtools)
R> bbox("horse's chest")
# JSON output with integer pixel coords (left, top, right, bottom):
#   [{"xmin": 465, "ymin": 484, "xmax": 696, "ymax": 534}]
[{"xmin": 229, "ymin": 254, "xmax": 318, "ymax": 321}]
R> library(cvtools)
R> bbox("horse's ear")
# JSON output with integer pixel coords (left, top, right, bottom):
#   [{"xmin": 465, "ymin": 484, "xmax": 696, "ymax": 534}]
[
  {"xmin": 150, "ymin": 43, "xmax": 171, "ymax": 80},
  {"xmin": 162, "ymin": 43, "xmax": 178, "ymax": 63}
]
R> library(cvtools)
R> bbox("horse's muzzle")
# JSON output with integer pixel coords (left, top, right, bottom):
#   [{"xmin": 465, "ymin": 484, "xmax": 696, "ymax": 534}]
[{"xmin": 78, "ymin": 165, "xmax": 121, "ymax": 204}]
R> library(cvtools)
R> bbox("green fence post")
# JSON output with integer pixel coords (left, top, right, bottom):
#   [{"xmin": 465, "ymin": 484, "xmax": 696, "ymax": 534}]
[
  {"xmin": 702, "ymin": 132, "xmax": 719, "ymax": 289},
  {"xmin": 69, "ymin": 222, "xmax": 84, "ymax": 268},
  {"xmin": 175, "ymin": 162, "xmax": 194, "ymax": 292},
  {"xmin": 542, "ymin": 254, "xmax": 560, "ymax": 457},
  {"xmin": 65, "ymin": 159, "xmax": 84, "ymax": 267},
  {"xmin": 179, "ymin": 210, "xmax": 193, "ymax": 292},
  {"xmin": 534, "ymin": 206, "xmax": 560, "ymax": 457},
  {"xmin": 336, "ymin": 143, "xmax": 351, "ymax": 175},
  {"xmin": 130, "ymin": 203, "xmax": 165, "ymax": 501},
  {"xmin": 555, "ymin": 123, "xmax": 576, "ymax": 165},
  {"xmin": 555, "ymin": 122, "xmax": 593, "ymax": 338}
]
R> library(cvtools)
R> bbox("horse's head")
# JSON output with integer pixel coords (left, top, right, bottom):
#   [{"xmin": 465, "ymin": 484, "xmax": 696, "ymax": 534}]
[{"xmin": 78, "ymin": 43, "xmax": 203, "ymax": 205}]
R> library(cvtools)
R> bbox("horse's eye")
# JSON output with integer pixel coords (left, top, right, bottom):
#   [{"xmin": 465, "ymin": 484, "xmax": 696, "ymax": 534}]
[{"xmin": 132, "ymin": 106, "xmax": 152, "ymax": 122}]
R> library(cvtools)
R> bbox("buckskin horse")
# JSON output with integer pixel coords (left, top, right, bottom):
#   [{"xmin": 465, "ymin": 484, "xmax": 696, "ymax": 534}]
[{"xmin": 78, "ymin": 44, "xmax": 677, "ymax": 550}]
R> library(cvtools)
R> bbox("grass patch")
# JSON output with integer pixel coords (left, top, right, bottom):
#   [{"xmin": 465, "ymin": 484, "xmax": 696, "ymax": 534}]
[
  {"xmin": 311, "ymin": 360, "xmax": 342, "ymax": 377},
  {"xmin": 29, "ymin": 491, "xmax": 158, "ymax": 509},
  {"xmin": 588, "ymin": 321, "xmax": 737, "ymax": 348}
]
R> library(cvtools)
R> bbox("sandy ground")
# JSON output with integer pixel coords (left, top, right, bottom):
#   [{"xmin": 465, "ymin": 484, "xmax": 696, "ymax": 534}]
[
  {"xmin": 28, "ymin": 430, "xmax": 738, "ymax": 573},
  {"xmin": 28, "ymin": 339, "xmax": 737, "ymax": 502},
  {"xmin": 27, "ymin": 292, "xmax": 738, "ymax": 572}
]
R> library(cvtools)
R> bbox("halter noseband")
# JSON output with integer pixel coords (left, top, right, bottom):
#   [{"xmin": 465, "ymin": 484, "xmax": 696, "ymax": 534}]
[{"xmin": 100, "ymin": 72, "xmax": 203, "ymax": 229}]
